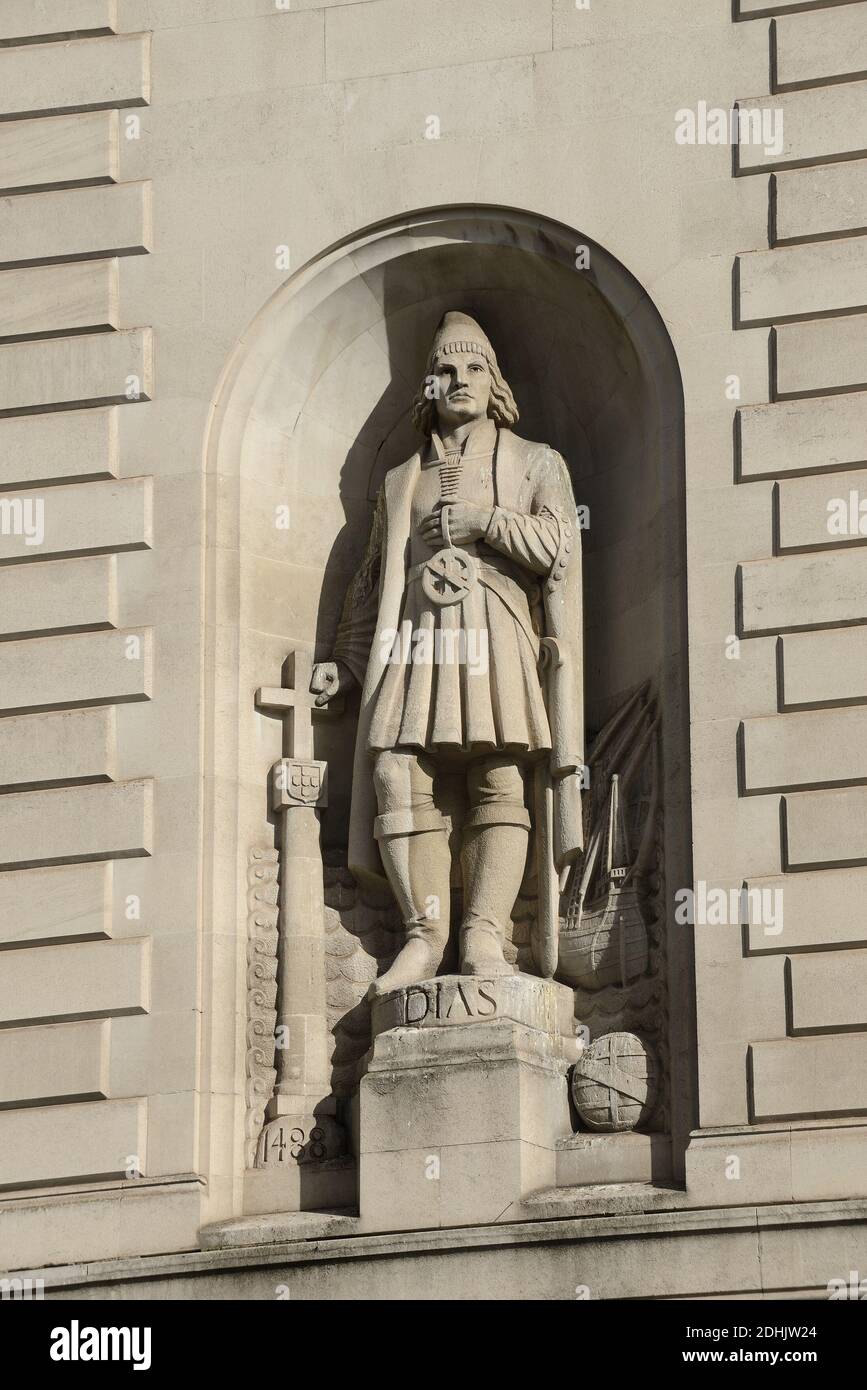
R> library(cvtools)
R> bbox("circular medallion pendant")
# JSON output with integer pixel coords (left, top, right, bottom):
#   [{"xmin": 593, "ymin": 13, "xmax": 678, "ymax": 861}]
[{"xmin": 421, "ymin": 547, "xmax": 477, "ymax": 607}]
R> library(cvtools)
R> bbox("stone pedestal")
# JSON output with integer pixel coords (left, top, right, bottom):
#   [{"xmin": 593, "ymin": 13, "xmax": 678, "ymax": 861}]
[{"xmin": 359, "ymin": 973, "xmax": 580, "ymax": 1231}]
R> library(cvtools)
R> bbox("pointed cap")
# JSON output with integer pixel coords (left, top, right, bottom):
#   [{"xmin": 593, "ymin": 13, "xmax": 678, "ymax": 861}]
[{"xmin": 429, "ymin": 311, "xmax": 497, "ymax": 365}]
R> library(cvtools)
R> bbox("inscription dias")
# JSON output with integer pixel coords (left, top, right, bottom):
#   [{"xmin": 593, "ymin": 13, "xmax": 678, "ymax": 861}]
[{"xmin": 403, "ymin": 977, "xmax": 497, "ymax": 1026}]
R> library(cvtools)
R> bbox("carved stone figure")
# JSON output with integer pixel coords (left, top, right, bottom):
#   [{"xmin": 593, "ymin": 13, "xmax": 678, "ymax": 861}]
[{"xmin": 312, "ymin": 312, "xmax": 585, "ymax": 996}]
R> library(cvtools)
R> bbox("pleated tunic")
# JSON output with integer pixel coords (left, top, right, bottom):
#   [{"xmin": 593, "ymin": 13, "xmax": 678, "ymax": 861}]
[{"xmin": 365, "ymin": 423, "xmax": 559, "ymax": 756}]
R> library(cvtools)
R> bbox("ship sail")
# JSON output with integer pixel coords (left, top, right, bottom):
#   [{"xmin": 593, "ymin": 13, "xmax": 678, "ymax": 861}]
[{"xmin": 558, "ymin": 686, "xmax": 658, "ymax": 990}]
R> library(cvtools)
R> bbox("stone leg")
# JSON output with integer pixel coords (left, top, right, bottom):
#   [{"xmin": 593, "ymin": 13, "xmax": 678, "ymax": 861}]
[
  {"xmin": 460, "ymin": 757, "xmax": 529, "ymax": 976},
  {"xmin": 370, "ymin": 750, "xmax": 451, "ymax": 996}
]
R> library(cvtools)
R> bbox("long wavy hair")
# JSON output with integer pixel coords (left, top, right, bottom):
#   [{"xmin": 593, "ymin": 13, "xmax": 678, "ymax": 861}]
[{"xmin": 410, "ymin": 350, "xmax": 520, "ymax": 437}]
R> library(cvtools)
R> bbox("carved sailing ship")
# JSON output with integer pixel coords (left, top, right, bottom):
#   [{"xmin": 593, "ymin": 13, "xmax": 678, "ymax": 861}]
[{"xmin": 558, "ymin": 684, "xmax": 659, "ymax": 990}]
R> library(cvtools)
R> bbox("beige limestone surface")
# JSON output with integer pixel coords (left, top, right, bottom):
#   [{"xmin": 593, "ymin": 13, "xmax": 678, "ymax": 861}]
[{"xmin": 1, "ymin": 0, "xmax": 867, "ymax": 1297}]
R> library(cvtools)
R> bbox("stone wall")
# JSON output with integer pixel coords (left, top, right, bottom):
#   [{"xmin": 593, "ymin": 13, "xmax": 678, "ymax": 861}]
[
  {"xmin": 1, "ymin": 0, "xmax": 866, "ymax": 1293},
  {"xmin": 0, "ymin": 4, "xmax": 200, "ymax": 1270},
  {"xmin": 687, "ymin": 0, "xmax": 867, "ymax": 1207}
]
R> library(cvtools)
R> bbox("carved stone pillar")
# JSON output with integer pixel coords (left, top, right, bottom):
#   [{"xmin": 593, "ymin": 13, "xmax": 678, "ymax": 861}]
[
  {"xmin": 257, "ymin": 755, "xmax": 342, "ymax": 1151},
  {"xmin": 245, "ymin": 652, "xmax": 352, "ymax": 1215}
]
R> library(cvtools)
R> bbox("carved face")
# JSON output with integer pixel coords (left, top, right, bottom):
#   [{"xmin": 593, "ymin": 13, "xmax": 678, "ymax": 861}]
[{"xmin": 432, "ymin": 350, "xmax": 492, "ymax": 431}]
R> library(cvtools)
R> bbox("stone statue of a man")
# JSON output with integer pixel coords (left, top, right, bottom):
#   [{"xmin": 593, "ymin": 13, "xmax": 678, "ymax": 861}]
[{"xmin": 312, "ymin": 312, "xmax": 584, "ymax": 996}]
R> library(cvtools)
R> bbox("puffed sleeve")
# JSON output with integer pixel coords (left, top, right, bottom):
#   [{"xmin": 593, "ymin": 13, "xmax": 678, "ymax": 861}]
[{"xmin": 482, "ymin": 448, "xmax": 577, "ymax": 577}]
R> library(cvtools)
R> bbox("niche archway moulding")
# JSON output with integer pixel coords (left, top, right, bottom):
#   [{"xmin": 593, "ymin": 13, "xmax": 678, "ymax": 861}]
[{"xmin": 200, "ymin": 204, "xmax": 694, "ymax": 1206}]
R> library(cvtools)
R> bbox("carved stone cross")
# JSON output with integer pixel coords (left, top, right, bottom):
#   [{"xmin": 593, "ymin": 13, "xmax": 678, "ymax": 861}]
[
  {"xmin": 252, "ymin": 647, "xmax": 345, "ymax": 1179},
  {"xmin": 257, "ymin": 648, "xmax": 321, "ymax": 763},
  {"xmin": 256, "ymin": 649, "xmax": 342, "ymax": 811}
]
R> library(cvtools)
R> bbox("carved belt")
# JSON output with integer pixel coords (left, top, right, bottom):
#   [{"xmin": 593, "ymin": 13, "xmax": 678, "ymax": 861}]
[{"xmin": 409, "ymin": 552, "xmax": 541, "ymax": 651}]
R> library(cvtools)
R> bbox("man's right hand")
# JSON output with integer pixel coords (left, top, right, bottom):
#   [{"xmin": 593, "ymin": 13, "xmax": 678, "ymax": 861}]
[{"xmin": 310, "ymin": 660, "xmax": 355, "ymax": 707}]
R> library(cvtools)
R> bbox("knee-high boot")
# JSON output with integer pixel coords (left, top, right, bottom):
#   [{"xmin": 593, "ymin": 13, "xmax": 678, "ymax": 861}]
[
  {"xmin": 369, "ymin": 826, "xmax": 452, "ymax": 997},
  {"xmin": 460, "ymin": 822, "xmax": 529, "ymax": 976}
]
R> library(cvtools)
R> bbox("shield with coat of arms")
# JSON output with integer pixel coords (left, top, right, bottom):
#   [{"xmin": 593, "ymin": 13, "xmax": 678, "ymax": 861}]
[{"xmin": 289, "ymin": 762, "xmax": 322, "ymax": 803}]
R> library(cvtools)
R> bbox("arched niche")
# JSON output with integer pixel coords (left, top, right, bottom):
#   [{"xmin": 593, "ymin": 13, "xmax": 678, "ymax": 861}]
[{"xmin": 204, "ymin": 205, "xmax": 694, "ymax": 1181}]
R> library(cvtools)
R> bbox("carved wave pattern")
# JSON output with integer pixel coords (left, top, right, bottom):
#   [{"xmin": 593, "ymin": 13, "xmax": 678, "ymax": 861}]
[
  {"xmin": 244, "ymin": 847, "xmax": 279, "ymax": 1166},
  {"xmin": 324, "ymin": 854, "xmax": 401, "ymax": 1096}
]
